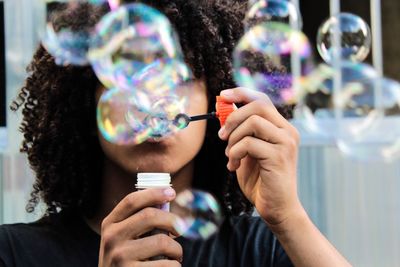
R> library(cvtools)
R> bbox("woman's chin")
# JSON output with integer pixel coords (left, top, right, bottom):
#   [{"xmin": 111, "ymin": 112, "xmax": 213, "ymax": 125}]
[{"xmin": 123, "ymin": 154, "xmax": 180, "ymax": 175}]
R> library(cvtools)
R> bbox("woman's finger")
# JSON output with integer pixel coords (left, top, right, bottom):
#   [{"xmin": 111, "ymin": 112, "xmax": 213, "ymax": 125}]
[
  {"xmin": 104, "ymin": 188, "xmax": 176, "ymax": 224},
  {"xmin": 132, "ymin": 260, "xmax": 182, "ymax": 267},
  {"xmin": 225, "ymin": 114, "xmax": 287, "ymax": 155},
  {"xmin": 220, "ymin": 87, "xmax": 271, "ymax": 104},
  {"xmin": 226, "ymin": 136, "xmax": 278, "ymax": 171},
  {"xmin": 113, "ymin": 234, "xmax": 183, "ymax": 262},
  {"xmin": 112, "ymin": 207, "xmax": 182, "ymax": 239},
  {"xmin": 219, "ymin": 92, "xmax": 291, "ymax": 141}
]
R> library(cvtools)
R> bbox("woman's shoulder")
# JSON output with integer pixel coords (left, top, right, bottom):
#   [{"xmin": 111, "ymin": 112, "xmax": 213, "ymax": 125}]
[
  {"xmin": 229, "ymin": 214, "xmax": 293, "ymax": 267},
  {"xmin": 228, "ymin": 214, "xmax": 274, "ymax": 246},
  {"xmin": 0, "ymin": 212, "xmax": 77, "ymax": 249},
  {"xmin": 0, "ymin": 217, "xmax": 54, "ymax": 267},
  {"xmin": 0, "ymin": 211, "xmax": 100, "ymax": 267},
  {"xmin": 178, "ymin": 214, "xmax": 293, "ymax": 267},
  {"xmin": 0, "ymin": 216, "xmax": 53, "ymax": 237},
  {"xmin": 228, "ymin": 213, "xmax": 275, "ymax": 241}
]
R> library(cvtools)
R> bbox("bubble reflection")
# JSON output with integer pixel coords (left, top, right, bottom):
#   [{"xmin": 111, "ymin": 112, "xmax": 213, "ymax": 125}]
[
  {"xmin": 317, "ymin": 12, "xmax": 372, "ymax": 64},
  {"xmin": 173, "ymin": 190, "xmax": 223, "ymax": 240},
  {"xmin": 88, "ymin": 3, "xmax": 183, "ymax": 89},
  {"xmin": 233, "ymin": 22, "xmax": 314, "ymax": 105}
]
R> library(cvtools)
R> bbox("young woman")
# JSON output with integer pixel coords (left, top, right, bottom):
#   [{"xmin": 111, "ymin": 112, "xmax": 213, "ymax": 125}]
[{"xmin": 0, "ymin": 0, "xmax": 351, "ymax": 266}]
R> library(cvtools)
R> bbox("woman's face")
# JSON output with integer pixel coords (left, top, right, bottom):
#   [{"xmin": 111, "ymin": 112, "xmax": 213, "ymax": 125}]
[{"xmin": 96, "ymin": 80, "xmax": 209, "ymax": 175}]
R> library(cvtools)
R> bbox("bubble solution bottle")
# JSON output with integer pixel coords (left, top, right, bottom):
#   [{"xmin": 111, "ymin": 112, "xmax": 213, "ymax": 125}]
[
  {"xmin": 136, "ymin": 173, "xmax": 172, "ymax": 260},
  {"xmin": 136, "ymin": 173, "xmax": 172, "ymax": 211}
]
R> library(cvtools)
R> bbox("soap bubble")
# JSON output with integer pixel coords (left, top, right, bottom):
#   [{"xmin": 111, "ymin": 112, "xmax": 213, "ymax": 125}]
[
  {"xmin": 336, "ymin": 78, "xmax": 400, "ymax": 162},
  {"xmin": 124, "ymin": 59, "xmax": 192, "ymax": 131},
  {"xmin": 97, "ymin": 87, "xmax": 147, "ymax": 145},
  {"xmin": 39, "ymin": 0, "xmax": 108, "ymax": 66},
  {"xmin": 245, "ymin": 0, "xmax": 302, "ymax": 30},
  {"xmin": 295, "ymin": 62, "xmax": 378, "ymax": 137},
  {"xmin": 233, "ymin": 22, "xmax": 314, "ymax": 106},
  {"xmin": 247, "ymin": 0, "xmax": 260, "ymax": 8},
  {"xmin": 116, "ymin": 58, "xmax": 193, "ymax": 97},
  {"xmin": 317, "ymin": 12, "xmax": 371, "ymax": 64},
  {"xmin": 173, "ymin": 190, "xmax": 223, "ymax": 240},
  {"xmin": 97, "ymin": 61, "xmax": 192, "ymax": 145},
  {"xmin": 88, "ymin": 3, "xmax": 182, "ymax": 89},
  {"xmin": 97, "ymin": 86, "xmax": 190, "ymax": 145}
]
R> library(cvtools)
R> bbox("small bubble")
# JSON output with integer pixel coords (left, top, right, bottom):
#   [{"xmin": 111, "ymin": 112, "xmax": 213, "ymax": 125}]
[
  {"xmin": 317, "ymin": 13, "xmax": 372, "ymax": 64},
  {"xmin": 244, "ymin": 0, "xmax": 302, "ymax": 30},
  {"xmin": 172, "ymin": 190, "xmax": 224, "ymax": 240},
  {"xmin": 40, "ymin": 0, "xmax": 107, "ymax": 66}
]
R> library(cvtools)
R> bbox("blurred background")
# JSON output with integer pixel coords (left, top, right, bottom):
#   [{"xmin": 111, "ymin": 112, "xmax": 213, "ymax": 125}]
[{"xmin": 0, "ymin": 0, "xmax": 399, "ymax": 266}]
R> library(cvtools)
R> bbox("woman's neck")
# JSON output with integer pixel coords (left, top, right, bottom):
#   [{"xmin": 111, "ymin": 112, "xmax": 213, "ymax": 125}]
[{"xmin": 86, "ymin": 158, "xmax": 194, "ymax": 234}]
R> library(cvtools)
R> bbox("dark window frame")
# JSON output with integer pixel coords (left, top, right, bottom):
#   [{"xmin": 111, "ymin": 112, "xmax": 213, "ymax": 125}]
[{"xmin": 0, "ymin": 1, "xmax": 5, "ymax": 127}]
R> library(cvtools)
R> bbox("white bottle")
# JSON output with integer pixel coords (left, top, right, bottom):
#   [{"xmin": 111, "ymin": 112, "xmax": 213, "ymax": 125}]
[
  {"xmin": 136, "ymin": 173, "xmax": 172, "ymax": 260},
  {"xmin": 136, "ymin": 173, "xmax": 172, "ymax": 212}
]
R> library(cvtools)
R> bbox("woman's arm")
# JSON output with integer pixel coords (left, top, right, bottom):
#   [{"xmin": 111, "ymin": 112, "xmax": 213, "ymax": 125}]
[
  {"xmin": 270, "ymin": 205, "xmax": 351, "ymax": 267},
  {"xmin": 219, "ymin": 87, "xmax": 352, "ymax": 267}
]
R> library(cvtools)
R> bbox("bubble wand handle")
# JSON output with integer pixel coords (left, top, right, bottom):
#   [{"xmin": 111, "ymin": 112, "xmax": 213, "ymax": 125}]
[{"xmin": 190, "ymin": 112, "xmax": 217, "ymax": 122}]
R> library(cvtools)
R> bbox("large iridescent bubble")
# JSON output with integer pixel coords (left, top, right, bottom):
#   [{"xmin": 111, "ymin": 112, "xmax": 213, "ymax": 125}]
[
  {"xmin": 39, "ymin": 0, "xmax": 110, "ymax": 66},
  {"xmin": 317, "ymin": 13, "xmax": 372, "ymax": 64},
  {"xmin": 97, "ymin": 59, "xmax": 192, "ymax": 145},
  {"xmin": 295, "ymin": 62, "xmax": 379, "ymax": 137},
  {"xmin": 97, "ymin": 87, "xmax": 188, "ymax": 145},
  {"xmin": 97, "ymin": 87, "xmax": 146, "ymax": 145},
  {"xmin": 88, "ymin": 3, "xmax": 183, "ymax": 89},
  {"xmin": 233, "ymin": 22, "xmax": 314, "ymax": 106},
  {"xmin": 173, "ymin": 190, "xmax": 224, "ymax": 240},
  {"xmin": 336, "ymin": 78, "xmax": 400, "ymax": 162},
  {"xmin": 244, "ymin": 0, "xmax": 302, "ymax": 30},
  {"xmin": 116, "ymin": 58, "xmax": 192, "ymax": 97}
]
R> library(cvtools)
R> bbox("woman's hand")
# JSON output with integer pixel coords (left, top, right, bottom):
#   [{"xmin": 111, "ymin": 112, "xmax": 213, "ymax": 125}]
[
  {"xmin": 99, "ymin": 188, "xmax": 183, "ymax": 267},
  {"xmin": 219, "ymin": 88, "xmax": 352, "ymax": 266},
  {"xmin": 218, "ymin": 87, "xmax": 303, "ymax": 228}
]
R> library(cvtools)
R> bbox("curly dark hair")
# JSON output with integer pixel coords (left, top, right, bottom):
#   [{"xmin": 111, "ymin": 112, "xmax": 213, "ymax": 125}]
[{"xmin": 12, "ymin": 0, "xmax": 291, "ymax": 218}]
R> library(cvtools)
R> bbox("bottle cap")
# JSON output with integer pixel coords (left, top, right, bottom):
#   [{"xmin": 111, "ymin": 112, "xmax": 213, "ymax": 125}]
[{"xmin": 136, "ymin": 173, "xmax": 172, "ymax": 189}]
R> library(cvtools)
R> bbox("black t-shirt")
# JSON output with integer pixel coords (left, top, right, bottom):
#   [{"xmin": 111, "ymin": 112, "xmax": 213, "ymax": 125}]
[{"xmin": 0, "ymin": 211, "xmax": 293, "ymax": 267}]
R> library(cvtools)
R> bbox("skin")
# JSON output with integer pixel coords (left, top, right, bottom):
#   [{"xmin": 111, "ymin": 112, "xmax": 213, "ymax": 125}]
[{"xmin": 91, "ymin": 82, "xmax": 352, "ymax": 266}]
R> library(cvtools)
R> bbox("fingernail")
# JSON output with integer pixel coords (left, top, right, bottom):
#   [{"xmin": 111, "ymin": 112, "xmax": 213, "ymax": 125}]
[
  {"xmin": 226, "ymin": 163, "xmax": 231, "ymax": 171},
  {"xmin": 221, "ymin": 89, "xmax": 233, "ymax": 98},
  {"xmin": 218, "ymin": 126, "xmax": 226, "ymax": 138},
  {"xmin": 163, "ymin": 188, "xmax": 176, "ymax": 198}
]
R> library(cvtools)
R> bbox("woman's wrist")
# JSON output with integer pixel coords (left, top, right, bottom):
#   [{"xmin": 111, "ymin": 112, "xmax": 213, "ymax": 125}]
[
  {"xmin": 263, "ymin": 204, "xmax": 352, "ymax": 267},
  {"xmin": 263, "ymin": 203, "xmax": 310, "ymax": 237}
]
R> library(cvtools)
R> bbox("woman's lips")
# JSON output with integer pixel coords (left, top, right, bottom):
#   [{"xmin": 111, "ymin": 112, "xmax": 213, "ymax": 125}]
[
  {"xmin": 146, "ymin": 135, "xmax": 174, "ymax": 144},
  {"xmin": 146, "ymin": 137, "xmax": 163, "ymax": 143}
]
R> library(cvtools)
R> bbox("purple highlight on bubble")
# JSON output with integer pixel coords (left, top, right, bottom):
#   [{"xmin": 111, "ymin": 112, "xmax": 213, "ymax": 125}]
[
  {"xmin": 108, "ymin": 0, "xmax": 120, "ymax": 11},
  {"xmin": 257, "ymin": 73, "xmax": 294, "ymax": 104}
]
